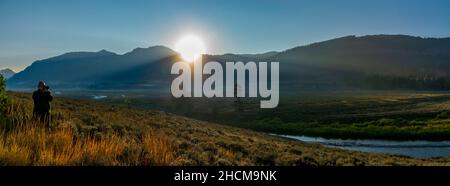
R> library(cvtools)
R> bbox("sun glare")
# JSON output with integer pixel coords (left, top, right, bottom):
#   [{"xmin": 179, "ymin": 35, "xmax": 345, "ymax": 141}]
[{"xmin": 174, "ymin": 34, "xmax": 207, "ymax": 62}]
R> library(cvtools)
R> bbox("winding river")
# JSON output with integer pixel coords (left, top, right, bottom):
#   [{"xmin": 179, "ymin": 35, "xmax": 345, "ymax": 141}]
[{"xmin": 278, "ymin": 134, "xmax": 450, "ymax": 158}]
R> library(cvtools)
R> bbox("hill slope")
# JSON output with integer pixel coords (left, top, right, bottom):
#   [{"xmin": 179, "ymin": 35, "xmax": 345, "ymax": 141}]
[
  {"xmin": 7, "ymin": 46, "xmax": 177, "ymax": 90},
  {"xmin": 0, "ymin": 69, "xmax": 15, "ymax": 79},
  {"xmin": 2, "ymin": 92, "xmax": 450, "ymax": 165},
  {"xmin": 274, "ymin": 35, "xmax": 450, "ymax": 76},
  {"xmin": 7, "ymin": 35, "xmax": 450, "ymax": 91}
]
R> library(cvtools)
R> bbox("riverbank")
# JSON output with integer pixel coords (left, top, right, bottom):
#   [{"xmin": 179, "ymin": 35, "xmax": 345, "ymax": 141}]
[{"xmin": 277, "ymin": 134, "xmax": 450, "ymax": 158}]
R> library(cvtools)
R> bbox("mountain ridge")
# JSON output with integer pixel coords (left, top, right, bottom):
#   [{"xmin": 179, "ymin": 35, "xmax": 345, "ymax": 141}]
[
  {"xmin": 0, "ymin": 68, "xmax": 15, "ymax": 79},
  {"xmin": 7, "ymin": 34, "xmax": 450, "ymax": 91}
]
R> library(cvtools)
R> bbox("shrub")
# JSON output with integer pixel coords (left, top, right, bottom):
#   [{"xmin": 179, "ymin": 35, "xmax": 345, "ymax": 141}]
[
  {"xmin": 0, "ymin": 75, "xmax": 11, "ymax": 114},
  {"xmin": 436, "ymin": 111, "xmax": 449, "ymax": 119}
]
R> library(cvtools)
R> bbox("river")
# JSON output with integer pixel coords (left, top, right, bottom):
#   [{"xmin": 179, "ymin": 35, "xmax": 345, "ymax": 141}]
[{"xmin": 278, "ymin": 134, "xmax": 450, "ymax": 158}]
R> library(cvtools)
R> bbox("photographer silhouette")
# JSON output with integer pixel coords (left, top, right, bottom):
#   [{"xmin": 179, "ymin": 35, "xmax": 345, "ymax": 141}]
[{"xmin": 32, "ymin": 80, "xmax": 53, "ymax": 127}]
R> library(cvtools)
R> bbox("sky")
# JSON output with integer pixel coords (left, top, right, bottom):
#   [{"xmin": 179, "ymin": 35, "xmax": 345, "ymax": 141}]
[{"xmin": 1, "ymin": 0, "xmax": 450, "ymax": 72}]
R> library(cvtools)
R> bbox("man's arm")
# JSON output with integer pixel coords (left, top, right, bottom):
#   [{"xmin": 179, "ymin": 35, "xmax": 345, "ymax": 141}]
[{"xmin": 45, "ymin": 91, "xmax": 53, "ymax": 102}]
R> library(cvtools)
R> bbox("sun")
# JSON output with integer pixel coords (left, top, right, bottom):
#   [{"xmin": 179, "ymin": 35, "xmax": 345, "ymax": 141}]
[{"xmin": 174, "ymin": 34, "xmax": 207, "ymax": 62}]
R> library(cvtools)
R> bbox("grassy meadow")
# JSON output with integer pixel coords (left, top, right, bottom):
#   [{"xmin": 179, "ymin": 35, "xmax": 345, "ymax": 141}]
[
  {"xmin": 1, "ymin": 92, "xmax": 450, "ymax": 165},
  {"xmin": 118, "ymin": 91, "xmax": 450, "ymax": 141}
]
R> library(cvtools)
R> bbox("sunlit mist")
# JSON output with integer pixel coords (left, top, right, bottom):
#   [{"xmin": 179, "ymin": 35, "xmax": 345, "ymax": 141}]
[{"xmin": 174, "ymin": 34, "xmax": 207, "ymax": 62}]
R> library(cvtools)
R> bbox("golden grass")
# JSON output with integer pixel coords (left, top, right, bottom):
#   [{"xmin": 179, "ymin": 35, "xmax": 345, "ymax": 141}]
[
  {"xmin": 3, "ymin": 92, "xmax": 450, "ymax": 166},
  {"xmin": 0, "ymin": 119, "xmax": 177, "ymax": 166},
  {"xmin": 141, "ymin": 133, "xmax": 176, "ymax": 165},
  {"xmin": 0, "ymin": 92, "xmax": 182, "ymax": 166}
]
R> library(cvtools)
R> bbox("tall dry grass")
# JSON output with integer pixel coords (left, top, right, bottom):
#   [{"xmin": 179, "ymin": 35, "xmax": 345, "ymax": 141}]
[
  {"xmin": 0, "ymin": 122, "xmax": 177, "ymax": 166},
  {"xmin": 0, "ymin": 96, "xmax": 177, "ymax": 166},
  {"xmin": 141, "ymin": 133, "xmax": 176, "ymax": 165},
  {"xmin": 5, "ymin": 92, "xmax": 450, "ymax": 166}
]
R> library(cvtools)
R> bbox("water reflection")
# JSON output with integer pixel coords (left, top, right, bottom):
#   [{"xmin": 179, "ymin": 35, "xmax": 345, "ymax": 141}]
[{"xmin": 279, "ymin": 134, "xmax": 450, "ymax": 158}]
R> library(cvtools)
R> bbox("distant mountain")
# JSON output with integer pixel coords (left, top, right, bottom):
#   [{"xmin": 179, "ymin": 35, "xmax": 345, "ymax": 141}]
[
  {"xmin": 201, "ymin": 35, "xmax": 450, "ymax": 91},
  {"xmin": 273, "ymin": 35, "xmax": 450, "ymax": 76},
  {"xmin": 0, "ymin": 69, "xmax": 15, "ymax": 79},
  {"xmin": 268, "ymin": 35, "xmax": 450, "ymax": 90},
  {"xmin": 7, "ymin": 46, "xmax": 177, "ymax": 89},
  {"xmin": 7, "ymin": 35, "xmax": 450, "ymax": 92}
]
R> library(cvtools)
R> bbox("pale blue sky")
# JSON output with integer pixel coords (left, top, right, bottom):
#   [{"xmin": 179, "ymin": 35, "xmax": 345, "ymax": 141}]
[{"xmin": 1, "ymin": 0, "xmax": 450, "ymax": 71}]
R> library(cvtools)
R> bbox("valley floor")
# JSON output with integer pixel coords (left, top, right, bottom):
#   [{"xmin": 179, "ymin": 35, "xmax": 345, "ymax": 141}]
[
  {"xmin": 122, "ymin": 91, "xmax": 450, "ymax": 141},
  {"xmin": 1, "ymin": 92, "xmax": 450, "ymax": 165}
]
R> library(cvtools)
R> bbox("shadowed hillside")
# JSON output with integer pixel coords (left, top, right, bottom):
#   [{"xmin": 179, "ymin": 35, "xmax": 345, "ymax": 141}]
[
  {"xmin": 1, "ymin": 91, "xmax": 450, "ymax": 165},
  {"xmin": 7, "ymin": 46, "xmax": 177, "ymax": 90},
  {"xmin": 7, "ymin": 35, "xmax": 450, "ymax": 92}
]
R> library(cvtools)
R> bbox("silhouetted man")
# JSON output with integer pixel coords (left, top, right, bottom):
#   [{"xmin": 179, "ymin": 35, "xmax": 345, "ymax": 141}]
[{"xmin": 33, "ymin": 80, "xmax": 53, "ymax": 127}]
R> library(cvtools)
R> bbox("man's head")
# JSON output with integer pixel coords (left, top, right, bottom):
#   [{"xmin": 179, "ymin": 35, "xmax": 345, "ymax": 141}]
[{"xmin": 38, "ymin": 80, "xmax": 46, "ymax": 90}]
